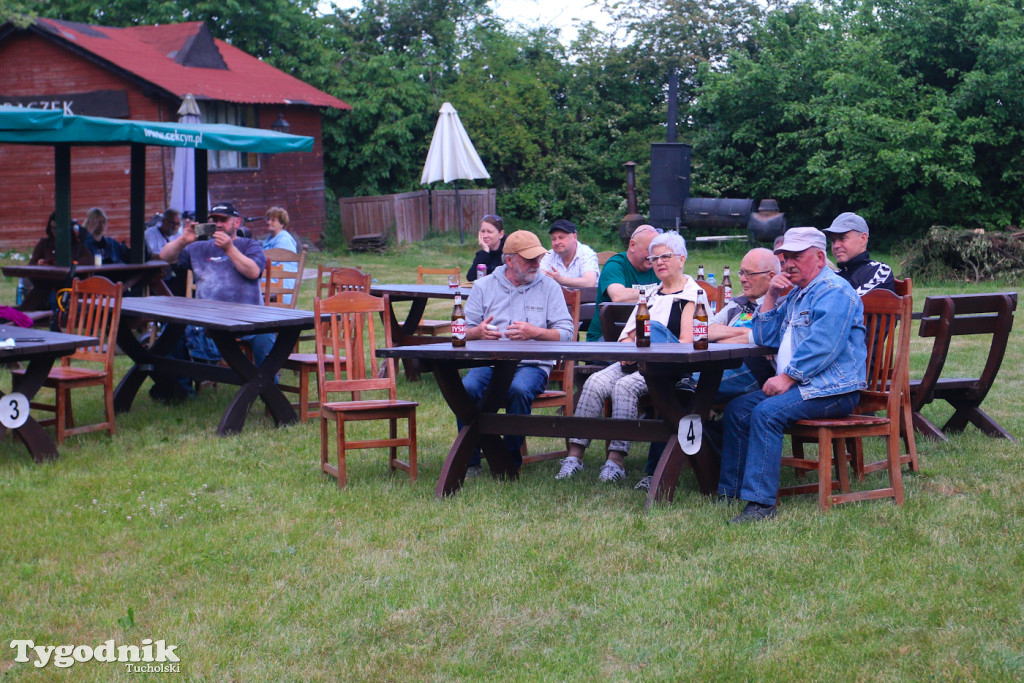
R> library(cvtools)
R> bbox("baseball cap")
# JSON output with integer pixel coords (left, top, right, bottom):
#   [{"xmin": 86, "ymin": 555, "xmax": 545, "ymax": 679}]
[
  {"xmin": 774, "ymin": 227, "xmax": 827, "ymax": 254},
  {"xmin": 548, "ymin": 219, "xmax": 577, "ymax": 234},
  {"xmin": 209, "ymin": 201, "xmax": 241, "ymax": 218},
  {"xmin": 503, "ymin": 230, "xmax": 548, "ymax": 259},
  {"xmin": 823, "ymin": 212, "xmax": 869, "ymax": 234}
]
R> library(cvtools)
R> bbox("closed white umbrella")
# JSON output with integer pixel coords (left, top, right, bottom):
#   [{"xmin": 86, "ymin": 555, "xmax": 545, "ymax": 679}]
[
  {"xmin": 169, "ymin": 94, "xmax": 210, "ymax": 216},
  {"xmin": 421, "ymin": 102, "xmax": 489, "ymax": 243}
]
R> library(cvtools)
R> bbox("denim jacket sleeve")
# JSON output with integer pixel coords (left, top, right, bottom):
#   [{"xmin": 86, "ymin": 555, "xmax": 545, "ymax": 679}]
[{"xmin": 753, "ymin": 270, "xmax": 866, "ymax": 397}]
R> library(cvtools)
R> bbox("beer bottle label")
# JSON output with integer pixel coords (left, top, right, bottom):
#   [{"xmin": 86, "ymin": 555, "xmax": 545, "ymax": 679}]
[
  {"xmin": 452, "ymin": 318, "xmax": 466, "ymax": 339},
  {"xmin": 694, "ymin": 321, "xmax": 708, "ymax": 339},
  {"xmin": 723, "ymin": 285, "xmax": 732, "ymax": 302},
  {"xmin": 643, "ymin": 319, "xmax": 650, "ymax": 337}
]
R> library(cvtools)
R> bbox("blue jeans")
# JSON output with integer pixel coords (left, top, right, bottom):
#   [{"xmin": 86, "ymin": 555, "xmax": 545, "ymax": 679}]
[
  {"xmin": 719, "ymin": 387, "xmax": 860, "ymax": 506},
  {"xmin": 459, "ymin": 364, "xmax": 550, "ymax": 470}
]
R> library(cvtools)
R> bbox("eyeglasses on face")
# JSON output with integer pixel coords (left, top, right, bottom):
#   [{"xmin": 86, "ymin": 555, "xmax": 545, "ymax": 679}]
[
  {"xmin": 738, "ymin": 270, "xmax": 772, "ymax": 278},
  {"xmin": 645, "ymin": 252, "xmax": 677, "ymax": 264}
]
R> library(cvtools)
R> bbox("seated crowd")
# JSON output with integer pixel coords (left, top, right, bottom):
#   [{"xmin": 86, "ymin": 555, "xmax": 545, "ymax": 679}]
[{"xmin": 461, "ymin": 212, "xmax": 894, "ymax": 525}]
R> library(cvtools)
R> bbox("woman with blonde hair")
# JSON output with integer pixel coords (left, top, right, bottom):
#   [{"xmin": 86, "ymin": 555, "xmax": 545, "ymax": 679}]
[{"xmin": 261, "ymin": 206, "xmax": 299, "ymax": 303}]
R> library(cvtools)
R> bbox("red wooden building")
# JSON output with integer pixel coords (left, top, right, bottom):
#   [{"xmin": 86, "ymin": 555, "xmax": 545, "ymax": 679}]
[{"xmin": 0, "ymin": 18, "xmax": 350, "ymax": 250}]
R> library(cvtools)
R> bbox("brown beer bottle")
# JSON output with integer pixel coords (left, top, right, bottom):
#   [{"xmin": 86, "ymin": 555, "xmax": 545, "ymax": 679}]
[
  {"xmin": 451, "ymin": 292, "xmax": 466, "ymax": 347},
  {"xmin": 635, "ymin": 290, "xmax": 651, "ymax": 347},
  {"xmin": 722, "ymin": 265, "xmax": 733, "ymax": 304},
  {"xmin": 697, "ymin": 264, "xmax": 706, "ymax": 281},
  {"xmin": 693, "ymin": 290, "xmax": 709, "ymax": 350}
]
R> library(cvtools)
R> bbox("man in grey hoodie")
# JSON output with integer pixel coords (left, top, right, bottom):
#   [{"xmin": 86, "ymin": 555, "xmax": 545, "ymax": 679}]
[{"xmin": 461, "ymin": 230, "xmax": 576, "ymax": 476}]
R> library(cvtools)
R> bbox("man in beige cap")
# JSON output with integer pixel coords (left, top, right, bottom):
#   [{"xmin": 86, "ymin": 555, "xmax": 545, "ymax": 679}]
[{"xmin": 459, "ymin": 230, "xmax": 576, "ymax": 476}]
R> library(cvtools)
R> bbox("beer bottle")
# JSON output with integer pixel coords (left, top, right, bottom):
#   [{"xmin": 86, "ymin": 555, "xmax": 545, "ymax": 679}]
[
  {"xmin": 635, "ymin": 290, "xmax": 651, "ymax": 347},
  {"xmin": 722, "ymin": 265, "xmax": 733, "ymax": 304},
  {"xmin": 697, "ymin": 264, "xmax": 706, "ymax": 282},
  {"xmin": 693, "ymin": 290, "xmax": 709, "ymax": 350},
  {"xmin": 451, "ymin": 292, "xmax": 466, "ymax": 347}
]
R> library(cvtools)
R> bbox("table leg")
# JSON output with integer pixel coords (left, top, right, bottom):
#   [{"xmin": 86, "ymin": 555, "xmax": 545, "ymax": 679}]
[
  {"xmin": 642, "ymin": 361, "xmax": 727, "ymax": 509},
  {"xmin": 114, "ymin": 322, "xmax": 189, "ymax": 411},
  {"xmin": 210, "ymin": 329, "xmax": 300, "ymax": 435},
  {"xmin": 5, "ymin": 356, "xmax": 60, "ymax": 462},
  {"xmin": 432, "ymin": 359, "xmax": 519, "ymax": 497}
]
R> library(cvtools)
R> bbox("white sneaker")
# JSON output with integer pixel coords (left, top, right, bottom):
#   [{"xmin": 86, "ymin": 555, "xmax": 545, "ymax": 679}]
[
  {"xmin": 598, "ymin": 460, "xmax": 626, "ymax": 483},
  {"xmin": 555, "ymin": 457, "xmax": 584, "ymax": 480},
  {"xmin": 634, "ymin": 475, "xmax": 653, "ymax": 491}
]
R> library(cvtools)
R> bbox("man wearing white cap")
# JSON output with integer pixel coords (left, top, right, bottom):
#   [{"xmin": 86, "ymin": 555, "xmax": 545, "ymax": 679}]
[
  {"xmin": 823, "ymin": 212, "xmax": 894, "ymax": 295},
  {"xmin": 459, "ymin": 230, "xmax": 576, "ymax": 477},
  {"xmin": 720, "ymin": 227, "xmax": 867, "ymax": 524}
]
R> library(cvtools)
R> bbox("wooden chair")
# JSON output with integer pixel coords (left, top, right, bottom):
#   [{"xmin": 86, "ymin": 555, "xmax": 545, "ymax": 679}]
[
  {"xmin": 12, "ymin": 277, "xmax": 122, "ymax": 443},
  {"xmin": 281, "ymin": 267, "xmax": 372, "ymax": 421},
  {"xmin": 695, "ymin": 280, "xmax": 724, "ymax": 315},
  {"xmin": 261, "ymin": 247, "xmax": 306, "ymax": 309},
  {"xmin": 316, "ymin": 291, "xmax": 417, "ymax": 487},
  {"xmin": 780, "ymin": 288, "xmax": 912, "ymax": 510},
  {"xmin": 797, "ymin": 278, "xmax": 919, "ymax": 479},
  {"xmin": 596, "ymin": 251, "xmax": 616, "ymax": 267},
  {"xmin": 407, "ymin": 265, "xmax": 460, "ymax": 335},
  {"xmin": 909, "ymin": 291, "xmax": 1017, "ymax": 442},
  {"xmin": 521, "ymin": 287, "xmax": 582, "ymax": 464}
]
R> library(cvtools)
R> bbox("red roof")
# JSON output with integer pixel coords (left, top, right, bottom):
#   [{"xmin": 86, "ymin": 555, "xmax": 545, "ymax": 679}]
[{"xmin": 35, "ymin": 18, "xmax": 350, "ymax": 110}]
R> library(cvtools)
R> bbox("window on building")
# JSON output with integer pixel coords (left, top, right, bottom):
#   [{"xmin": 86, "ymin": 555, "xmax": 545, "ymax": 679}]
[{"xmin": 201, "ymin": 102, "xmax": 260, "ymax": 170}]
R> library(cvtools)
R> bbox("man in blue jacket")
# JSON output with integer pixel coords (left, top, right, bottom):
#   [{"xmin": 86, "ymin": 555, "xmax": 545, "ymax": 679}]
[{"xmin": 721, "ymin": 227, "xmax": 867, "ymax": 524}]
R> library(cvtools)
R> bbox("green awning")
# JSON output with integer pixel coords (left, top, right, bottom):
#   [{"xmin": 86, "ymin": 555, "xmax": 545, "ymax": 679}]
[
  {"xmin": 0, "ymin": 113, "xmax": 313, "ymax": 152},
  {"xmin": 0, "ymin": 106, "xmax": 65, "ymax": 131},
  {"xmin": 0, "ymin": 111, "xmax": 314, "ymax": 264}
]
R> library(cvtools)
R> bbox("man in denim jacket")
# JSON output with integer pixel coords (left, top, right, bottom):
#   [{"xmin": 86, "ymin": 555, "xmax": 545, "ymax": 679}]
[{"xmin": 721, "ymin": 227, "xmax": 867, "ymax": 524}]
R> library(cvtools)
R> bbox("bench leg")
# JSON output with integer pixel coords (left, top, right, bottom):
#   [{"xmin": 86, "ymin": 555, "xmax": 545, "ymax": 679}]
[
  {"xmin": 912, "ymin": 411, "xmax": 948, "ymax": 441},
  {"xmin": 943, "ymin": 404, "xmax": 1017, "ymax": 442}
]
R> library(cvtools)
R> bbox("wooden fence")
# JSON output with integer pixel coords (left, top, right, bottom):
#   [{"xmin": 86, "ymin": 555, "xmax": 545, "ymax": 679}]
[{"xmin": 338, "ymin": 188, "xmax": 496, "ymax": 246}]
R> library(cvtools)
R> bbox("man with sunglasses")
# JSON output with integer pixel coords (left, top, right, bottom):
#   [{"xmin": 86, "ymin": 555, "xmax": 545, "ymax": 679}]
[{"xmin": 158, "ymin": 201, "xmax": 272, "ymax": 383}]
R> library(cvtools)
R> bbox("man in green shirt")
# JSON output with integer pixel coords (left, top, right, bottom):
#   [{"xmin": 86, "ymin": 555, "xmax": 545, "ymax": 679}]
[{"xmin": 586, "ymin": 224, "xmax": 660, "ymax": 341}]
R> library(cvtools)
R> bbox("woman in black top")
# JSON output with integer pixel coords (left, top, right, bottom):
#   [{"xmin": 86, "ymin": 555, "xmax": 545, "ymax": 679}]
[{"xmin": 466, "ymin": 214, "xmax": 505, "ymax": 281}]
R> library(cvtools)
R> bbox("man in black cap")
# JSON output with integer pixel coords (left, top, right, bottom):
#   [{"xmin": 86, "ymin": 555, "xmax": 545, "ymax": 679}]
[
  {"xmin": 539, "ymin": 219, "xmax": 599, "ymax": 288},
  {"xmin": 823, "ymin": 212, "xmax": 894, "ymax": 295},
  {"xmin": 159, "ymin": 201, "xmax": 272, "ymax": 370}
]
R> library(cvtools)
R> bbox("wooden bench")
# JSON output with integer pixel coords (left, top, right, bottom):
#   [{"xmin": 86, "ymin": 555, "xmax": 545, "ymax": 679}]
[{"xmin": 910, "ymin": 292, "xmax": 1018, "ymax": 442}]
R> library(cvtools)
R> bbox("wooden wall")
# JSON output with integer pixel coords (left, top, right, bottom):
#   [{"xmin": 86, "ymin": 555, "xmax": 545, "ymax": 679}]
[
  {"xmin": 339, "ymin": 189, "xmax": 495, "ymax": 246},
  {"xmin": 0, "ymin": 31, "xmax": 329, "ymax": 252}
]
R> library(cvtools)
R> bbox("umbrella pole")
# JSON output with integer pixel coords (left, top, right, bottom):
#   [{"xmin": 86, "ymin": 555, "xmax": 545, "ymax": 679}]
[{"xmin": 455, "ymin": 180, "xmax": 464, "ymax": 244}]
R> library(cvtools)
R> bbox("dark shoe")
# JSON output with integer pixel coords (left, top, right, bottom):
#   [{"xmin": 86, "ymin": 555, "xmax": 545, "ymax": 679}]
[
  {"xmin": 465, "ymin": 465, "xmax": 482, "ymax": 478},
  {"xmin": 714, "ymin": 493, "xmax": 738, "ymax": 506},
  {"xmin": 728, "ymin": 502, "xmax": 777, "ymax": 525}
]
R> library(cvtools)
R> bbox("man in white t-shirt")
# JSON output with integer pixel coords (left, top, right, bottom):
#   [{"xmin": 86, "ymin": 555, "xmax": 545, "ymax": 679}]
[{"xmin": 539, "ymin": 219, "xmax": 599, "ymax": 288}]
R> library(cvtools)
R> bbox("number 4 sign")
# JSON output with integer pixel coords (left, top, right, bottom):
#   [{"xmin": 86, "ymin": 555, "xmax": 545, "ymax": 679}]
[
  {"xmin": 677, "ymin": 414, "xmax": 702, "ymax": 455},
  {"xmin": 0, "ymin": 392, "xmax": 30, "ymax": 429}
]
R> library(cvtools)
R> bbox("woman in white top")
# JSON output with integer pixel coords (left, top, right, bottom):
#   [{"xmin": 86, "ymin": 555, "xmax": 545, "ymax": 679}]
[{"xmin": 557, "ymin": 231, "xmax": 698, "ymax": 483}]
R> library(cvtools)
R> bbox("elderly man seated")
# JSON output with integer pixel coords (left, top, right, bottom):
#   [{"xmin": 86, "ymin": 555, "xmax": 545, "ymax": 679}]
[
  {"xmin": 721, "ymin": 227, "xmax": 866, "ymax": 524},
  {"xmin": 634, "ymin": 247, "xmax": 782, "ymax": 491}
]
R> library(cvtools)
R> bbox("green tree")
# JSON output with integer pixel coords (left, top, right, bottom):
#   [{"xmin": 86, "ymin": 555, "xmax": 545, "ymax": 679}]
[{"xmin": 692, "ymin": 0, "xmax": 1024, "ymax": 239}]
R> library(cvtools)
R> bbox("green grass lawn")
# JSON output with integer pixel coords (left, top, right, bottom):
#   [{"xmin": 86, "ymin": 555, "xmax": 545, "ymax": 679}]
[{"xmin": 2, "ymin": 233, "xmax": 1023, "ymax": 681}]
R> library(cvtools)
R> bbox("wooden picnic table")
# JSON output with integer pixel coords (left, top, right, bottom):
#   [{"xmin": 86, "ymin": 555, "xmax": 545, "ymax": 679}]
[
  {"xmin": 377, "ymin": 339, "xmax": 772, "ymax": 510},
  {"xmin": 113, "ymin": 296, "xmax": 316, "ymax": 435},
  {"xmin": 0, "ymin": 325, "xmax": 98, "ymax": 461},
  {"xmin": 2, "ymin": 261, "xmax": 173, "ymax": 311}
]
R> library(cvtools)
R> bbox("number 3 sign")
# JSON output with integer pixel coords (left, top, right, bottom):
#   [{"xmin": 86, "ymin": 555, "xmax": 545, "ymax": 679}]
[
  {"xmin": 677, "ymin": 414, "xmax": 702, "ymax": 455},
  {"xmin": 0, "ymin": 392, "xmax": 30, "ymax": 429}
]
